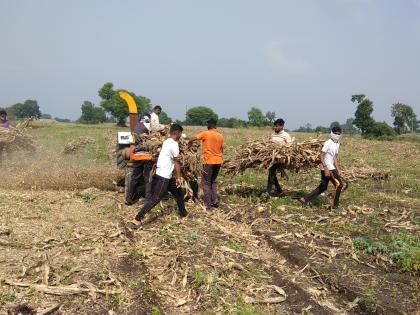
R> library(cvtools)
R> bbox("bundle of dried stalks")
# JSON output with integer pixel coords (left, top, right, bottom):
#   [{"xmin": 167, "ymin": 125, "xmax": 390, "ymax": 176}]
[
  {"xmin": 341, "ymin": 166, "xmax": 390, "ymax": 182},
  {"xmin": 63, "ymin": 136, "xmax": 96, "ymax": 154},
  {"xmin": 137, "ymin": 131, "xmax": 203, "ymax": 183},
  {"xmin": 224, "ymin": 138, "xmax": 323, "ymax": 175},
  {"xmin": 0, "ymin": 118, "xmax": 34, "ymax": 152}
]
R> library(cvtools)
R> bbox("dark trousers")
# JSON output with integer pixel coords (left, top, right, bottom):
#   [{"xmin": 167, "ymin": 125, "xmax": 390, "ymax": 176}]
[
  {"xmin": 201, "ymin": 164, "xmax": 221, "ymax": 208},
  {"xmin": 267, "ymin": 164, "xmax": 283, "ymax": 194},
  {"xmin": 135, "ymin": 175, "xmax": 187, "ymax": 221},
  {"xmin": 304, "ymin": 170, "xmax": 343, "ymax": 208},
  {"xmin": 125, "ymin": 160, "xmax": 153, "ymax": 205}
]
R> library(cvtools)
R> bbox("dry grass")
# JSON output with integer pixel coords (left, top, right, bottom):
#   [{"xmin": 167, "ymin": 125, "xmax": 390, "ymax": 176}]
[{"xmin": 0, "ymin": 123, "xmax": 419, "ymax": 314}]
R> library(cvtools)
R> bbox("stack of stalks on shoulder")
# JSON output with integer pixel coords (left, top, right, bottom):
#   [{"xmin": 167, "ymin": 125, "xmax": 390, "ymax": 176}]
[
  {"xmin": 135, "ymin": 131, "xmax": 203, "ymax": 193},
  {"xmin": 223, "ymin": 138, "xmax": 324, "ymax": 175}
]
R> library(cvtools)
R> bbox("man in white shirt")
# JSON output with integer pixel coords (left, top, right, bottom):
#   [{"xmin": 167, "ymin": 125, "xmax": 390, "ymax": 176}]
[
  {"xmin": 150, "ymin": 105, "xmax": 165, "ymax": 132},
  {"xmin": 130, "ymin": 124, "xmax": 188, "ymax": 229},
  {"xmin": 267, "ymin": 118, "xmax": 292, "ymax": 197},
  {"xmin": 300, "ymin": 126, "xmax": 344, "ymax": 209}
]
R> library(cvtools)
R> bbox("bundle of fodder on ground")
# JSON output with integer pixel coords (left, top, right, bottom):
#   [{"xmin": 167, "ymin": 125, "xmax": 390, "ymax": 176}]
[
  {"xmin": 63, "ymin": 136, "xmax": 96, "ymax": 154},
  {"xmin": 223, "ymin": 138, "xmax": 323, "ymax": 175},
  {"xmin": 341, "ymin": 165, "xmax": 390, "ymax": 182},
  {"xmin": 0, "ymin": 119, "xmax": 34, "ymax": 153},
  {"xmin": 137, "ymin": 131, "xmax": 203, "ymax": 186}
]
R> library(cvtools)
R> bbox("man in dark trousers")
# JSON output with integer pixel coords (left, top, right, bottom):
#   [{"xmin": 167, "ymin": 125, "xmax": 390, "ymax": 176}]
[
  {"xmin": 189, "ymin": 119, "xmax": 224, "ymax": 211},
  {"xmin": 125, "ymin": 115, "xmax": 154, "ymax": 205},
  {"xmin": 130, "ymin": 124, "xmax": 188, "ymax": 229},
  {"xmin": 299, "ymin": 126, "xmax": 344, "ymax": 209},
  {"xmin": 267, "ymin": 118, "xmax": 292, "ymax": 197}
]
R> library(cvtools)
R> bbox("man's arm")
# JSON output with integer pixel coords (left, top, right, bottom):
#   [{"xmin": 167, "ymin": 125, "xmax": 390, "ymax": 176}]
[
  {"xmin": 320, "ymin": 152, "xmax": 331, "ymax": 177},
  {"xmin": 174, "ymin": 156, "xmax": 182, "ymax": 187},
  {"xmin": 333, "ymin": 156, "xmax": 341, "ymax": 176}
]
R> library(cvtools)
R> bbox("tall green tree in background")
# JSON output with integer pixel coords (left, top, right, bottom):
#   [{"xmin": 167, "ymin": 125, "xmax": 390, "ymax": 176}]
[
  {"xmin": 351, "ymin": 94, "xmax": 375, "ymax": 135},
  {"xmin": 341, "ymin": 118, "xmax": 358, "ymax": 135},
  {"xmin": 247, "ymin": 107, "xmax": 265, "ymax": 127},
  {"xmin": 159, "ymin": 111, "xmax": 172, "ymax": 124},
  {"xmin": 7, "ymin": 100, "xmax": 41, "ymax": 119},
  {"xmin": 98, "ymin": 82, "xmax": 151, "ymax": 126},
  {"xmin": 79, "ymin": 101, "xmax": 106, "ymax": 124},
  {"xmin": 391, "ymin": 103, "xmax": 418, "ymax": 134},
  {"xmin": 265, "ymin": 111, "xmax": 276, "ymax": 125},
  {"xmin": 185, "ymin": 106, "xmax": 218, "ymax": 125}
]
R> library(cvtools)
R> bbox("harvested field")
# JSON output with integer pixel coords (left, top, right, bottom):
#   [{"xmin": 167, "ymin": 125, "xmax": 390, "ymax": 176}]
[{"xmin": 0, "ymin": 123, "xmax": 419, "ymax": 314}]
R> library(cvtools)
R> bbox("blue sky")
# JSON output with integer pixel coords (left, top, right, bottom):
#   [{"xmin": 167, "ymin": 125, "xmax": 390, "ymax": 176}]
[{"xmin": 1, "ymin": 0, "xmax": 419, "ymax": 128}]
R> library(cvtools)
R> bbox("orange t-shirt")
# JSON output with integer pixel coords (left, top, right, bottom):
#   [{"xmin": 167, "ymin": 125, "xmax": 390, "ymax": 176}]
[{"xmin": 196, "ymin": 129, "xmax": 224, "ymax": 164}]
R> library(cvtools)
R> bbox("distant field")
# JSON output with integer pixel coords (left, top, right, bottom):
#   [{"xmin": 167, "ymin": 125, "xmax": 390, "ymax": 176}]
[{"xmin": 0, "ymin": 121, "xmax": 419, "ymax": 314}]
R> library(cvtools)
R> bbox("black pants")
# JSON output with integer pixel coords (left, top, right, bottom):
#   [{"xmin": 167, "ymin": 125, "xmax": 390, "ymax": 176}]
[
  {"xmin": 125, "ymin": 160, "xmax": 153, "ymax": 205},
  {"xmin": 135, "ymin": 175, "xmax": 187, "ymax": 221},
  {"xmin": 267, "ymin": 164, "xmax": 283, "ymax": 194},
  {"xmin": 201, "ymin": 164, "xmax": 221, "ymax": 208},
  {"xmin": 304, "ymin": 170, "xmax": 343, "ymax": 208}
]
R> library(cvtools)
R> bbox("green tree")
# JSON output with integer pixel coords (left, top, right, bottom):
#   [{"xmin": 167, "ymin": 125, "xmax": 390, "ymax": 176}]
[
  {"xmin": 8, "ymin": 100, "xmax": 41, "ymax": 119},
  {"xmin": 98, "ymin": 82, "xmax": 151, "ymax": 126},
  {"xmin": 265, "ymin": 111, "xmax": 276, "ymax": 125},
  {"xmin": 330, "ymin": 121, "xmax": 340, "ymax": 129},
  {"xmin": 391, "ymin": 103, "xmax": 418, "ymax": 134},
  {"xmin": 341, "ymin": 118, "xmax": 358, "ymax": 135},
  {"xmin": 366, "ymin": 121, "xmax": 397, "ymax": 139},
  {"xmin": 159, "ymin": 111, "xmax": 172, "ymax": 124},
  {"xmin": 247, "ymin": 107, "xmax": 265, "ymax": 127},
  {"xmin": 185, "ymin": 106, "xmax": 218, "ymax": 125},
  {"xmin": 351, "ymin": 94, "xmax": 375, "ymax": 135},
  {"xmin": 79, "ymin": 101, "xmax": 106, "ymax": 124}
]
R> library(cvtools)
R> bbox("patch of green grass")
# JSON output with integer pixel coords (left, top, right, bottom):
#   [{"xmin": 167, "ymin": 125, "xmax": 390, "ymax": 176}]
[
  {"xmin": 236, "ymin": 300, "xmax": 267, "ymax": 315},
  {"xmin": 82, "ymin": 193, "xmax": 96, "ymax": 202},
  {"xmin": 39, "ymin": 206, "xmax": 52, "ymax": 213},
  {"xmin": 389, "ymin": 233, "xmax": 420, "ymax": 273},
  {"xmin": 245, "ymin": 264, "xmax": 265, "ymax": 283},
  {"xmin": 193, "ymin": 271, "xmax": 206, "ymax": 287},
  {"xmin": 151, "ymin": 307, "xmax": 162, "ymax": 315},
  {"xmin": 183, "ymin": 230, "xmax": 199, "ymax": 245},
  {"xmin": 353, "ymin": 234, "xmax": 420, "ymax": 273},
  {"xmin": 100, "ymin": 205, "xmax": 115, "ymax": 216},
  {"xmin": 227, "ymin": 240, "xmax": 247, "ymax": 253},
  {"xmin": 353, "ymin": 236, "xmax": 387, "ymax": 255},
  {"xmin": 0, "ymin": 292, "xmax": 16, "ymax": 305}
]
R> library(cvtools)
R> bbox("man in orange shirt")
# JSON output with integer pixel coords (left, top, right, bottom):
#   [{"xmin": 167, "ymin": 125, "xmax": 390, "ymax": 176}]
[{"xmin": 189, "ymin": 119, "xmax": 224, "ymax": 211}]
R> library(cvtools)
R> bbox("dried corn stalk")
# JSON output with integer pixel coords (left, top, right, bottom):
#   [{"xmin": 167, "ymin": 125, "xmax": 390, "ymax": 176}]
[
  {"xmin": 63, "ymin": 136, "xmax": 96, "ymax": 154},
  {"xmin": 136, "ymin": 131, "xmax": 203, "ymax": 184},
  {"xmin": 224, "ymin": 138, "xmax": 323, "ymax": 175},
  {"xmin": 341, "ymin": 166, "xmax": 390, "ymax": 182}
]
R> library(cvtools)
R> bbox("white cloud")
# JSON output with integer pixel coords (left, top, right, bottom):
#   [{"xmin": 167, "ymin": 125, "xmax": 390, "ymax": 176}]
[{"xmin": 264, "ymin": 41, "xmax": 311, "ymax": 75}]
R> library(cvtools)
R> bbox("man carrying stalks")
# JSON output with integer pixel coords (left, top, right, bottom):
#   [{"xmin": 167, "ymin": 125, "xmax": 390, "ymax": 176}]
[
  {"xmin": 189, "ymin": 118, "xmax": 224, "ymax": 212},
  {"xmin": 267, "ymin": 118, "xmax": 292, "ymax": 197}
]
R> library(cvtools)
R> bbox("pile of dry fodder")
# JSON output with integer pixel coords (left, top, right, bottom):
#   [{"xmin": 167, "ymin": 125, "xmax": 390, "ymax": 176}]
[
  {"xmin": 341, "ymin": 165, "xmax": 390, "ymax": 182},
  {"xmin": 136, "ymin": 131, "xmax": 203, "ymax": 185},
  {"xmin": 0, "ymin": 118, "xmax": 34, "ymax": 152},
  {"xmin": 63, "ymin": 136, "xmax": 96, "ymax": 154},
  {"xmin": 224, "ymin": 138, "xmax": 323, "ymax": 174}
]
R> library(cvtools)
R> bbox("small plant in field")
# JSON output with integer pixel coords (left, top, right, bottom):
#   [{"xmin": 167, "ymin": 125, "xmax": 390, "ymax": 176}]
[
  {"xmin": 39, "ymin": 206, "xmax": 51, "ymax": 213},
  {"xmin": 193, "ymin": 271, "xmax": 206, "ymax": 287},
  {"xmin": 389, "ymin": 233, "xmax": 420, "ymax": 273},
  {"xmin": 236, "ymin": 299, "xmax": 266, "ymax": 315},
  {"xmin": 183, "ymin": 230, "xmax": 199, "ymax": 245},
  {"xmin": 151, "ymin": 306, "xmax": 162, "ymax": 315},
  {"xmin": 227, "ymin": 240, "xmax": 247, "ymax": 253},
  {"xmin": 353, "ymin": 236, "xmax": 387, "ymax": 255},
  {"xmin": 82, "ymin": 193, "xmax": 96, "ymax": 202}
]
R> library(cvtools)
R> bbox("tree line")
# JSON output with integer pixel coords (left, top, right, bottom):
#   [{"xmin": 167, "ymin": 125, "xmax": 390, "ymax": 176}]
[
  {"xmin": 2, "ymin": 83, "xmax": 418, "ymax": 140},
  {"xmin": 295, "ymin": 94, "xmax": 418, "ymax": 138}
]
